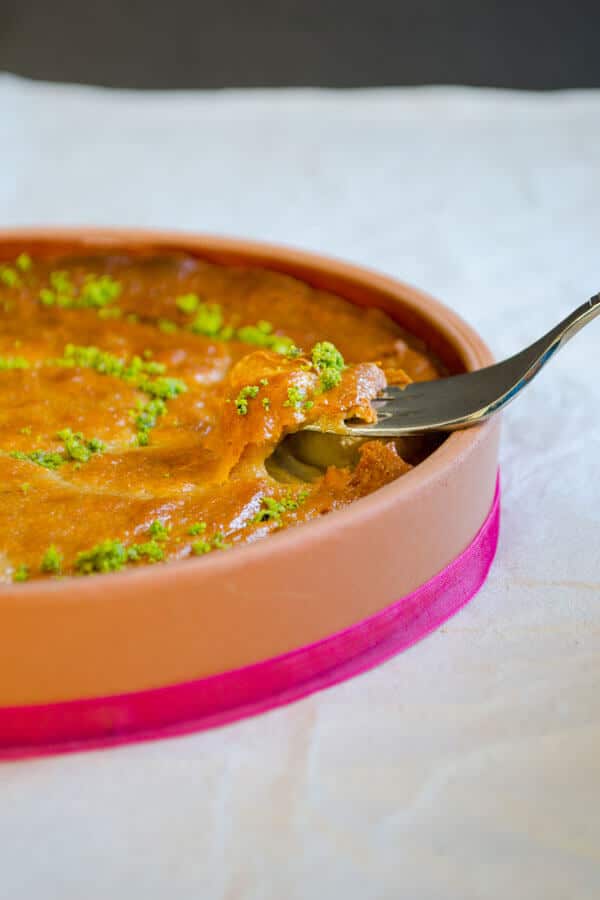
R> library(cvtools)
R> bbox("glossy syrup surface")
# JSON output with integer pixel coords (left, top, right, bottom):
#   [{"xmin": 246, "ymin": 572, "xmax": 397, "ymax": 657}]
[{"xmin": 0, "ymin": 251, "xmax": 441, "ymax": 582}]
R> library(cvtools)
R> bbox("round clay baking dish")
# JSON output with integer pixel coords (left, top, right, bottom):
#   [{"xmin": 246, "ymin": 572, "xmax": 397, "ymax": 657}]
[{"xmin": 0, "ymin": 228, "xmax": 500, "ymax": 716}]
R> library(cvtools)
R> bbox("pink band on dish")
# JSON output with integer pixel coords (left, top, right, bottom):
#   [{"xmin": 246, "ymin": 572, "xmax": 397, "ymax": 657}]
[{"xmin": 0, "ymin": 478, "xmax": 500, "ymax": 761}]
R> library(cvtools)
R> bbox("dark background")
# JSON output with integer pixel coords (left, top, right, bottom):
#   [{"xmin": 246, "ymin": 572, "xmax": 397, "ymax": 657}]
[{"xmin": 1, "ymin": 0, "xmax": 599, "ymax": 89}]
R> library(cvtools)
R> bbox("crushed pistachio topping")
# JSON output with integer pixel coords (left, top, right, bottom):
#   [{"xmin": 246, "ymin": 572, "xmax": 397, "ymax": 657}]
[
  {"xmin": 16, "ymin": 253, "xmax": 32, "ymax": 272},
  {"xmin": 98, "ymin": 306, "xmax": 122, "ymax": 319},
  {"xmin": 52, "ymin": 344, "xmax": 166, "ymax": 380},
  {"xmin": 236, "ymin": 320, "xmax": 299, "ymax": 357},
  {"xmin": 174, "ymin": 300, "xmax": 299, "ymax": 356},
  {"xmin": 80, "ymin": 275, "xmax": 121, "ymax": 307},
  {"xmin": 176, "ymin": 293, "xmax": 200, "ymax": 314},
  {"xmin": 142, "ymin": 376, "xmax": 186, "ymax": 399},
  {"xmin": 253, "ymin": 489, "xmax": 310, "ymax": 525},
  {"xmin": 75, "ymin": 534, "xmax": 167, "ymax": 575},
  {"xmin": 283, "ymin": 385, "xmax": 308, "ymax": 410},
  {"xmin": 0, "ymin": 266, "xmax": 19, "ymax": 287},
  {"xmin": 0, "ymin": 252, "xmax": 32, "ymax": 290},
  {"xmin": 10, "ymin": 429, "xmax": 104, "ymax": 470},
  {"xmin": 191, "ymin": 540, "xmax": 211, "ymax": 555},
  {"xmin": 133, "ymin": 379, "xmax": 186, "ymax": 446},
  {"xmin": 76, "ymin": 540, "xmax": 129, "ymax": 574},
  {"xmin": 68, "ymin": 523, "xmax": 172, "ymax": 575},
  {"xmin": 133, "ymin": 397, "xmax": 167, "ymax": 446},
  {"xmin": 189, "ymin": 303, "xmax": 224, "ymax": 337},
  {"xmin": 0, "ymin": 356, "xmax": 29, "ymax": 370},
  {"xmin": 158, "ymin": 318, "xmax": 178, "ymax": 334},
  {"xmin": 20, "ymin": 426, "xmax": 32, "ymax": 435},
  {"xmin": 73, "ymin": 524, "xmax": 211, "ymax": 567},
  {"xmin": 149, "ymin": 519, "xmax": 170, "ymax": 541},
  {"xmin": 40, "ymin": 272, "xmax": 121, "ymax": 310},
  {"xmin": 262, "ymin": 396, "xmax": 271, "ymax": 411},
  {"xmin": 48, "ymin": 345, "xmax": 186, "ymax": 446},
  {"xmin": 192, "ymin": 531, "xmax": 230, "ymax": 555},
  {"xmin": 174, "ymin": 295, "xmax": 227, "ymax": 339},
  {"xmin": 41, "ymin": 545, "xmax": 62, "ymax": 575},
  {"xmin": 311, "ymin": 341, "xmax": 345, "ymax": 391},
  {"xmin": 20, "ymin": 482, "xmax": 31, "ymax": 494},
  {"xmin": 10, "ymin": 449, "xmax": 64, "ymax": 470},
  {"xmin": 13, "ymin": 564, "xmax": 29, "ymax": 582},
  {"xmin": 188, "ymin": 521, "xmax": 207, "ymax": 536},
  {"xmin": 235, "ymin": 384, "xmax": 260, "ymax": 415},
  {"xmin": 57, "ymin": 428, "xmax": 104, "ymax": 463},
  {"xmin": 127, "ymin": 540, "xmax": 165, "ymax": 563}
]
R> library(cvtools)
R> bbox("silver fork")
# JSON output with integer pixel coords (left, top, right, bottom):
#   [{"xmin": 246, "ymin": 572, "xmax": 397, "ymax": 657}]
[{"xmin": 314, "ymin": 293, "xmax": 600, "ymax": 437}]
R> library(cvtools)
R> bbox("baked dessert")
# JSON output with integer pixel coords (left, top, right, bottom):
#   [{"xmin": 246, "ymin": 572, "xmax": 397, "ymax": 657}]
[{"xmin": 0, "ymin": 250, "xmax": 441, "ymax": 582}]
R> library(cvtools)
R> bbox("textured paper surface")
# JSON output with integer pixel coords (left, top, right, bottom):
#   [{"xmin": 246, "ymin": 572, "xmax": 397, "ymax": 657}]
[{"xmin": 0, "ymin": 76, "xmax": 599, "ymax": 898}]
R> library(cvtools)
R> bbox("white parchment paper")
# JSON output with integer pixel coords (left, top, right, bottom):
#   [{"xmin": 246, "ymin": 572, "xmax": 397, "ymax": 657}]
[{"xmin": 0, "ymin": 76, "xmax": 599, "ymax": 899}]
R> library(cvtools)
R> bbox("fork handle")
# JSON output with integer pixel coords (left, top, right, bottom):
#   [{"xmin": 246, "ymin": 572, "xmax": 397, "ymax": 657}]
[
  {"xmin": 545, "ymin": 292, "xmax": 600, "ymax": 350},
  {"xmin": 337, "ymin": 291, "xmax": 600, "ymax": 438}
]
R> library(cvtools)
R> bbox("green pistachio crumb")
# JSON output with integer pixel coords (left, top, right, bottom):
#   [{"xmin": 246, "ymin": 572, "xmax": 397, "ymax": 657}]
[
  {"xmin": 262, "ymin": 396, "xmax": 271, "ymax": 411},
  {"xmin": 50, "ymin": 345, "xmax": 185, "ymax": 449},
  {"xmin": 80, "ymin": 274, "xmax": 121, "ymax": 308},
  {"xmin": 192, "ymin": 539, "xmax": 211, "ymax": 555},
  {"xmin": 157, "ymin": 318, "xmax": 177, "ymax": 334},
  {"xmin": 189, "ymin": 302, "xmax": 224, "ymax": 337},
  {"xmin": 133, "ymin": 395, "xmax": 167, "ymax": 445},
  {"xmin": 127, "ymin": 540, "xmax": 165, "ymax": 563},
  {"xmin": 0, "ymin": 267, "xmax": 19, "ymax": 287},
  {"xmin": 76, "ymin": 540, "xmax": 128, "ymax": 574},
  {"xmin": 41, "ymin": 545, "xmax": 62, "ymax": 574},
  {"xmin": 211, "ymin": 531, "xmax": 230, "ymax": 550},
  {"xmin": 283, "ymin": 385, "xmax": 307, "ymax": 409},
  {"xmin": 40, "ymin": 273, "xmax": 121, "ymax": 310},
  {"xmin": 219, "ymin": 325, "xmax": 235, "ymax": 340},
  {"xmin": 20, "ymin": 482, "xmax": 31, "ymax": 494},
  {"xmin": 10, "ymin": 449, "xmax": 64, "ymax": 470},
  {"xmin": 192, "ymin": 530, "xmax": 230, "ymax": 555},
  {"xmin": 235, "ymin": 384, "xmax": 260, "ymax": 415},
  {"xmin": 253, "ymin": 490, "xmax": 310, "ymax": 525},
  {"xmin": 13, "ymin": 564, "xmax": 29, "ymax": 582},
  {"xmin": 0, "ymin": 356, "xmax": 30, "ymax": 370},
  {"xmin": 40, "ymin": 288, "xmax": 56, "ymax": 306},
  {"xmin": 176, "ymin": 293, "xmax": 200, "ymax": 314},
  {"xmin": 149, "ymin": 520, "xmax": 170, "ymax": 541},
  {"xmin": 235, "ymin": 320, "xmax": 299, "ymax": 357},
  {"xmin": 16, "ymin": 253, "xmax": 32, "ymax": 272},
  {"xmin": 98, "ymin": 306, "xmax": 122, "ymax": 319},
  {"xmin": 141, "ymin": 376, "xmax": 186, "ymax": 400},
  {"xmin": 56, "ymin": 428, "xmax": 104, "ymax": 463},
  {"xmin": 311, "ymin": 341, "xmax": 345, "ymax": 391},
  {"xmin": 188, "ymin": 522, "xmax": 207, "ymax": 536}
]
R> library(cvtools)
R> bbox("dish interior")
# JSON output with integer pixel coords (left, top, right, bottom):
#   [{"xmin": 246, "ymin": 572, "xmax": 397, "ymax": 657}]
[{"xmin": 0, "ymin": 247, "xmax": 444, "ymax": 584}]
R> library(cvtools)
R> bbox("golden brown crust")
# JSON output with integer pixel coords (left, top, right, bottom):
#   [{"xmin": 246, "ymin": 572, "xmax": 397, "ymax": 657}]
[{"xmin": 0, "ymin": 251, "xmax": 440, "ymax": 582}]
